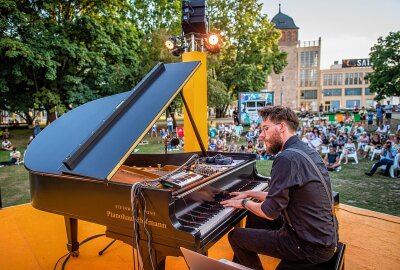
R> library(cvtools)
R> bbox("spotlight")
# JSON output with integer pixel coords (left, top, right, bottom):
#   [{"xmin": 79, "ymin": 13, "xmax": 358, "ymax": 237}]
[
  {"xmin": 208, "ymin": 34, "xmax": 219, "ymax": 46},
  {"xmin": 204, "ymin": 33, "xmax": 221, "ymax": 54},
  {"xmin": 165, "ymin": 36, "xmax": 184, "ymax": 57},
  {"xmin": 165, "ymin": 37, "xmax": 176, "ymax": 51}
]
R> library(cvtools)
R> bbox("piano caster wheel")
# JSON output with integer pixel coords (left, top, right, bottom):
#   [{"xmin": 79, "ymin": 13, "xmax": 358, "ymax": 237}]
[{"xmin": 70, "ymin": 251, "xmax": 80, "ymax": 257}]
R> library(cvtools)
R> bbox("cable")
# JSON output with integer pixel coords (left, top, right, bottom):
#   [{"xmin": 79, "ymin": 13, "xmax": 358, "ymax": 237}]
[
  {"xmin": 54, "ymin": 233, "xmax": 106, "ymax": 270},
  {"xmin": 337, "ymin": 207, "xmax": 400, "ymax": 225},
  {"xmin": 53, "ymin": 252, "xmax": 69, "ymax": 270}
]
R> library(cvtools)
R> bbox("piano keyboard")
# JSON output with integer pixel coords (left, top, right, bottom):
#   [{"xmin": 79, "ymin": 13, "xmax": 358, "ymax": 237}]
[{"xmin": 176, "ymin": 180, "xmax": 268, "ymax": 236}]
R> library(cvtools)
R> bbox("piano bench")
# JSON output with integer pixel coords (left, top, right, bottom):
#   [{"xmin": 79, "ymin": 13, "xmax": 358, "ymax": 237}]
[{"xmin": 276, "ymin": 242, "xmax": 345, "ymax": 270}]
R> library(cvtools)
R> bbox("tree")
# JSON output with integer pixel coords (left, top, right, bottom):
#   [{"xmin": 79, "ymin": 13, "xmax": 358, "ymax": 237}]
[
  {"xmin": 207, "ymin": 0, "xmax": 287, "ymax": 97},
  {"xmin": 368, "ymin": 31, "xmax": 400, "ymax": 100},
  {"xmin": 0, "ymin": 0, "xmax": 146, "ymax": 124},
  {"xmin": 208, "ymin": 78, "xmax": 232, "ymax": 118}
]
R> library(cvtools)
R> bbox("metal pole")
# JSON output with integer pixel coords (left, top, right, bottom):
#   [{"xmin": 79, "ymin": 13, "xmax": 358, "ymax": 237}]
[
  {"xmin": 0, "ymin": 187, "xmax": 2, "ymax": 208},
  {"xmin": 191, "ymin": 34, "xmax": 195, "ymax": 52}
]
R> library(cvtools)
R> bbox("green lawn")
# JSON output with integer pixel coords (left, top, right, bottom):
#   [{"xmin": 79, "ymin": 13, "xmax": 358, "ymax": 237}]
[
  {"xmin": 0, "ymin": 128, "xmax": 32, "ymax": 207},
  {"xmin": 1, "ymin": 127, "xmax": 399, "ymax": 217}
]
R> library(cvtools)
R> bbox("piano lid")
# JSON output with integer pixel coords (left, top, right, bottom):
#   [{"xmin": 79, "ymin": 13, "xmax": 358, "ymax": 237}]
[{"xmin": 25, "ymin": 61, "xmax": 201, "ymax": 180}]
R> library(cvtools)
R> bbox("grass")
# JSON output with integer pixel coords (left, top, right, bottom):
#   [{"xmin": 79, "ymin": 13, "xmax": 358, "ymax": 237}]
[
  {"xmin": 0, "ymin": 128, "xmax": 32, "ymax": 207},
  {"xmin": 1, "ymin": 125, "xmax": 399, "ymax": 217}
]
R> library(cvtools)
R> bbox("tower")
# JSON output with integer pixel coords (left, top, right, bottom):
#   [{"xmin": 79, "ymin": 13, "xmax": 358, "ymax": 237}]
[{"xmin": 267, "ymin": 4, "xmax": 299, "ymax": 108}]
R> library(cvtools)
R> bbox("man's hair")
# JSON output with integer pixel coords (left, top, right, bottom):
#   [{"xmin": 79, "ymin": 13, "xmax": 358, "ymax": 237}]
[{"xmin": 258, "ymin": 106, "xmax": 299, "ymax": 132}]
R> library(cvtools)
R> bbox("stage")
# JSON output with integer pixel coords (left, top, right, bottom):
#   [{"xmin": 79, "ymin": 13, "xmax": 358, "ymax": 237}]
[{"xmin": 0, "ymin": 203, "xmax": 399, "ymax": 269}]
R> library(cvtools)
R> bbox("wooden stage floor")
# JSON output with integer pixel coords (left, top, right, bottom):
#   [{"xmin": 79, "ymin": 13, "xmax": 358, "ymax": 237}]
[{"xmin": 0, "ymin": 203, "xmax": 399, "ymax": 270}]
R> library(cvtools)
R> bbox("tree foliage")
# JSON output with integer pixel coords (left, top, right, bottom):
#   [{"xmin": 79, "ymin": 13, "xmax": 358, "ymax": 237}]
[
  {"xmin": 368, "ymin": 31, "xmax": 400, "ymax": 100},
  {"xmin": 208, "ymin": 78, "xmax": 231, "ymax": 118},
  {"xmin": 0, "ymin": 0, "xmax": 145, "ymax": 123},
  {"xmin": 207, "ymin": 0, "xmax": 287, "ymax": 97},
  {"xmin": 0, "ymin": 0, "xmax": 287, "ymax": 122}
]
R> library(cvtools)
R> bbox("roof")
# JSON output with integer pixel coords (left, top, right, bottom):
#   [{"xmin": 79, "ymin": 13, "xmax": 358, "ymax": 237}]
[{"xmin": 271, "ymin": 5, "xmax": 299, "ymax": 29}]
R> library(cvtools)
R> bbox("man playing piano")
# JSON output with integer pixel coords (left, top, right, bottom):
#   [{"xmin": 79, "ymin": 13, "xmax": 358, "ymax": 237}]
[{"xmin": 221, "ymin": 106, "xmax": 338, "ymax": 270}]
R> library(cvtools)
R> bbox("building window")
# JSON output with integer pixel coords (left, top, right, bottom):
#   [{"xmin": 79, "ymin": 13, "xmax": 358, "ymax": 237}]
[
  {"xmin": 353, "ymin": 73, "xmax": 359, "ymax": 85},
  {"xmin": 365, "ymin": 88, "xmax": 374, "ymax": 95},
  {"xmin": 323, "ymin": 89, "xmax": 342, "ymax": 96},
  {"xmin": 337, "ymin": 74, "xmax": 343, "ymax": 85},
  {"xmin": 331, "ymin": 100, "xmax": 340, "ymax": 110},
  {"xmin": 301, "ymin": 90, "xmax": 318, "ymax": 99},
  {"xmin": 346, "ymin": 100, "xmax": 360, "ymax": 108},
  {"xmin": 323, "ymin": 74, "xmax": 328, "ymax": 86},
  {"xmin": 364, "ymin": 73, "xmax": 369, "ymax": 84},
  {"xmin": 345, "ymin": 88, "xmax": 362, "ymax": 96}
]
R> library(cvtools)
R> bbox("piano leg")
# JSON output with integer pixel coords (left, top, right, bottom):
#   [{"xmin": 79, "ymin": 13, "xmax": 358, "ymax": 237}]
[{"xmin": 64, "ymin": 216, "xmax": 80, "ymax": 257}]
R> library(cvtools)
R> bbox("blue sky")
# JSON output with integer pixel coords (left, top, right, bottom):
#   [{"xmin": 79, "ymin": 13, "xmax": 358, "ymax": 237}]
[{"xmin": 261, "ymin": 0, "xmax": 400, "ymax": 69}]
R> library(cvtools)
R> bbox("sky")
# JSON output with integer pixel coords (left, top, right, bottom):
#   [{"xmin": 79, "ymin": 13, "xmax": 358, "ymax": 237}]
[{"xmin": 260, "ymin": 0, "xmax": 400, "ymax": 69}]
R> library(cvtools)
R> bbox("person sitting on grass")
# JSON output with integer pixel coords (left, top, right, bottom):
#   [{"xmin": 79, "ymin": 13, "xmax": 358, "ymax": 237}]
[
  {"xmin": 227, "ymin": 140, "xmax": 238, "ymax": 153},
  {"xmin": 357, "ymin": 132, "xmax": 370, "ymax": 154},
  {"xmin": 340, "ymin": 137, "xmax": 356, "ymax": 164},
  {"xmin": 245, "ymin": 140, "xmax": 254, "ymax": 153},
  {"xmin": 1, "ymin": 139, "xmax": 13, "ymax": 151},
  {"xmin": 255, "ymin": 138, "xmax": 266, "ymax": 160},
  {"xmin": 324, "ymin": 146, "xmax": 341, "ymax": 171},
  {"xmin": 363, "ymin": 133, "xmax": 381, "ymax": 158},
  {"xmin": 0, "ymin": 146, "xmax": 21, "ymax": 167},
  {"xmin": 208, "ymin": 138, "xmax": 217, "ymax": 151},
  {"xmin": 2, "ymin": 128, "xmax": 11, "ymax": 139},
  {"xmin": 365, "ymin": 141, "xmax": 396, "ymax": 177}
]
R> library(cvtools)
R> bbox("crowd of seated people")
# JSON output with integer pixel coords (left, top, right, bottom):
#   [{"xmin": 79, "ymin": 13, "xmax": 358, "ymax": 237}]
[
  {"xmin": 207, "ymin": 122, "xmax": 269, "ymax": 160},
  {"xmin": 297, "ymin": 117, "xmax": 400, "ymax": 176},
  {"xmin": 205, "ymin": 116, "xmax": 400, "ymax": 177}
]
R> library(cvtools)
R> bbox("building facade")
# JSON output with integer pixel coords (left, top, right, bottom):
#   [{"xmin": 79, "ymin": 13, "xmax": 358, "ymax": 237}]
[
  {"xmin": 298, "ymin": 39, "xmax": 321, "ymax": 111},
  {"xmin": 267, "ymin": 5, "xmax": 378, "ymax": 112},
  {"xmin": 321, "ymin": 61, "xmax": 374, "ymax": 111}
]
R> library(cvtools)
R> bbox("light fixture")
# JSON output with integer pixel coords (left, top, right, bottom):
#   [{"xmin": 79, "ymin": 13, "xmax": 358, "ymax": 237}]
[
  {"xmin": 165, "ymin": 36, "xmax": 184, "ymax": 57},
  {"xmin": 208, "ymin": 34, "xmax": 219, "ymax": 46},
  {"xmin": 165, "ymin": 37, "xmax": 177, "ymax": 51},
  {"xmin": 204, "ymin": 33, "xmax": 221, "ymax": 54}
]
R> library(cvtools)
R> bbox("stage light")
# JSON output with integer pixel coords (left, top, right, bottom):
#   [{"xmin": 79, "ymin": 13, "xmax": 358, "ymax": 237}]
[
  {"xmin": 165, "ymin": 37, "xmax": 176, "ymax": 51},
  {"xmin": 208, "ymin": 34, "xmax": 219, "ymax": 46},
  {"xmin": 204, "ymin": 33, "xmax": 221, "ymax": 54}
]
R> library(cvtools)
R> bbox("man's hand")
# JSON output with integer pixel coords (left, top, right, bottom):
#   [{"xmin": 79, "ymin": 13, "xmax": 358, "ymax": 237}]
[
  {"xmin": 229, "ymin": 191, "xmax": 249, "ymax": 200},
  {"xmin": 220, "ymin": 199, "xmax": 244, "ymax": 209}
]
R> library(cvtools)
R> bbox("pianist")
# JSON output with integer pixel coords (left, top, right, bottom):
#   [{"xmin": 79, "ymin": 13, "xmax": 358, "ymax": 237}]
[{"xmin": 221, "ymin": 106, "xmax": 337, "ymax": 270}]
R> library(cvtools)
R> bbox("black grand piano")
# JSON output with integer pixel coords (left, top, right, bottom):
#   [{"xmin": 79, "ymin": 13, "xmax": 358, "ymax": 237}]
[{"xmin": 25, "ymin": 61, "xmax": 270, "ymax": 270}]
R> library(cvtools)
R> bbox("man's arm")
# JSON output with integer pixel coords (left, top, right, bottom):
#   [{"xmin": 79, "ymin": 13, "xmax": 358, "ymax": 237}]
[
  {"xmin": 229, "ymin": 190, "xmax": 268, "ymax": 201},
  {"xmin": 220, "ymin": 199, "xmax": 273, "ymax": 220}
]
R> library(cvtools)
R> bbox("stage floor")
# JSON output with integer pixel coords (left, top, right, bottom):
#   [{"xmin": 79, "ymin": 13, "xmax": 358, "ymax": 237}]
[{"xmin": 0, "ymin": 203, "xmax": 399, "ymax": 270}]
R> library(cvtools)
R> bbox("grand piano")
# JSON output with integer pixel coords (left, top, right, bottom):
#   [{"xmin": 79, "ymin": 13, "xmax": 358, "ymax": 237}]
[{"xmin": 25, "ymin": 61, "xmax": 270, "ymax": 270}]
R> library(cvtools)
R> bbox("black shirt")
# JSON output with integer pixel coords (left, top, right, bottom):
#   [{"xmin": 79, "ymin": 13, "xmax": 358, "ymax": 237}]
[{"xmin": 261, "ymin": 135, "xmax": 336, "ymax": 246}]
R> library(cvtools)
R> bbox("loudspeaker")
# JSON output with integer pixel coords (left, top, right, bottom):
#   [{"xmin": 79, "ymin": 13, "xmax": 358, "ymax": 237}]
[{"xmin": 182, "ymin": 0, "xmax": 208, "ymax": 35}]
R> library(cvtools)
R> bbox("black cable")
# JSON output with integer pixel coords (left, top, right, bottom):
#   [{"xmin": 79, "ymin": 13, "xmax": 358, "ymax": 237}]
[
  {"xmin": 337, "ymin": 207, "xmax": 400, "ymax": 224},
  {"xmin": 53, "ymin": 233, "xmax": 106, "ymax": 270},
  {"xmin": 53, "ymin": 252, "xmax": 69, "ymax": 270},
  {"xmin": 61, "ymin": 254, "xmax": 71, "ymax": 270}
]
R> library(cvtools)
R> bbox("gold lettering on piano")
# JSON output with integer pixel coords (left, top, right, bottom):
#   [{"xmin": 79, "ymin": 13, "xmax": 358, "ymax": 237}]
[
  {"xmin": 115, "ymin": 204, "xmax": 132, "ymax": 211},
  {"xmin": 114, "ymin": 204, "xmax": 156, "ymax": 217},
  {"xmin": 106, "ymin": 211, "xmax": 166, "ymax": 229}
]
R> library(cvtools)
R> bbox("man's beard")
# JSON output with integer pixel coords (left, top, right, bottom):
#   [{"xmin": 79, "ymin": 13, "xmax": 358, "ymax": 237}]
[{"xmin": 265, "ymin": 131, "xmax": 283, "ymax": 155}]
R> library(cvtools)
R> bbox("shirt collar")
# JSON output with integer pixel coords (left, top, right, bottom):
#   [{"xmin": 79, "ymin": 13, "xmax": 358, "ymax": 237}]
[{"xmin": 282, "ymin": 135, "xmax": 299, "ymax": 151}]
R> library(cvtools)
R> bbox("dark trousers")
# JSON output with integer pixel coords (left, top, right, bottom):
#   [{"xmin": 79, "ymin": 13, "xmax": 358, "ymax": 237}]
[
  {"xmin": 370, "ymin": 158, "xmax": 394, "ymax": 175},
  {"xmin": 228, "ymin": 213, "xmax": 335, "ymax": 270}
]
